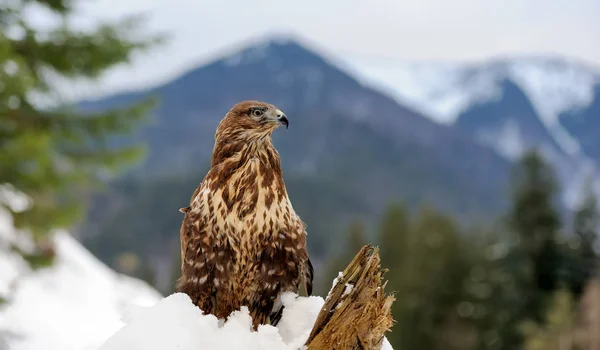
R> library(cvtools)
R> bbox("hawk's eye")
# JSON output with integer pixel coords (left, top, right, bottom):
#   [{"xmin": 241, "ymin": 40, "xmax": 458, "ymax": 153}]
[{"xmin": 251, "ymin": 109, "xmax": 264, "ymax": 117}]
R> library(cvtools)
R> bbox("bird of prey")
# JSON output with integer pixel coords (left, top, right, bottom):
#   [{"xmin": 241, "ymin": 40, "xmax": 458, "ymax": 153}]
[{"xmin": 176, "ymin": 100, "xmax": 313, "ymax": 329}]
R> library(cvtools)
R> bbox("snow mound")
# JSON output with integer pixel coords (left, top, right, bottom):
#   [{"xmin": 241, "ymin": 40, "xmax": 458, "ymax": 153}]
[
  {"xmin": 0, "ymin": 186, "xmax": 162, "ymax": 350},
  {"xmin": 99, "ymin": 292, "xmax": 394, "ymax": 350}
]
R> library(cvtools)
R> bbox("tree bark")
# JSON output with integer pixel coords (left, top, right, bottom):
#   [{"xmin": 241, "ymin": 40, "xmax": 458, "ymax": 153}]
[{"xmin": 305, "ymin": 245, "xmax": 395, "ymax": 350}]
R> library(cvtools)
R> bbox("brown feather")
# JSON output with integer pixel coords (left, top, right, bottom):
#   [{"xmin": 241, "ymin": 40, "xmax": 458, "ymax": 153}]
[{"xmin": 176, "ymin": 100, "xmax": 313, "ymax": 330}]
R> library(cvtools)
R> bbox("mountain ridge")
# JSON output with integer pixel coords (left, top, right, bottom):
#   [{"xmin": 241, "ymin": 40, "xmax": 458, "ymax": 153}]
[
  {"xmin": 77, "ymin": 37, "xmax": 517, "ymax": 289},
  {"xmin": 336, "ymin": 50, "xmax": 600, "ymax": 208}
]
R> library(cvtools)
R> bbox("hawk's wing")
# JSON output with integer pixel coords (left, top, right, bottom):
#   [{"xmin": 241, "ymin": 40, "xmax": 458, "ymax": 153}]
[
  {"xmin": 178, "ymin": 206, "xmax": 190, "ymax": 270},
  {"xmin": 176, "ymin": 180, "xmax": 237, "ymax": 319},
  {"xmin": 304, "ymin": 256, "xmax": 314, "ymax": 296},
  {"xmin": 261, "ymin": 220, "xmax": 314, "ymax": 327},
  {"xmin": 269, "ymin": 256, "xmax": 313, "ymax": 327},
  {"xmin": 178, "ymin": 183, "xmax": 204, "ymax": 269}
]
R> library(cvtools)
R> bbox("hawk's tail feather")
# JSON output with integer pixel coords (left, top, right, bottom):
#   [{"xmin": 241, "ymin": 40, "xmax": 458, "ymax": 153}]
[
  {"xmin": 305, "ymin": 257, "xmax": 314, "ymax": 296},
  {"xmin": 269, "ymin": 305, "xmax": 285, "ymax": 327}
]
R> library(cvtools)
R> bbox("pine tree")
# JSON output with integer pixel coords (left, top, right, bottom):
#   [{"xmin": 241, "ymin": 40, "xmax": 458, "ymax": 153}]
[
  {"xmin": 320, "ymin": 219, "xmax": 368, "ymax": 295},
  {"xmin": 520, "ymin": 288, "xmax": 575, "ymax": 350},
  {"xmin": 1, "ymin": 0, "xmax": 163, "ymax": 268},
  {"xmin": 508, "ymin": 150, "xmax": 561, "ymax": 259},
  {"xmin": 573, "ymin": 181, "xmax": 598, "ymax": 272},
  {"xmin": 375, "ymin": 203, "xmax": 417, "ymax": 349},
  {"xmin": 377, "ymin": 202, "xmax": 409, "ymax": 271},
  {"xmin": 565, "ymin": 178, "xmax": 599, "ymax": 297},
  {"xmin": 505, "ymin": 149, "xmax": 564, "ymax": 339},
  {"xmin": 377, "ymin": 204, "xmax": 476, "ymax": 350},
  {"xmin": 467, "ymin": 226, "xmax": 530, "ymax": 350}
]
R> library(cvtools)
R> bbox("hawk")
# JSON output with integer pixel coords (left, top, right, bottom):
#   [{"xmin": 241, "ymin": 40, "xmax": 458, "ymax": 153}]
[{"xmin": 176, "ymin": 100, "xmax": 313, "ymax": 329}]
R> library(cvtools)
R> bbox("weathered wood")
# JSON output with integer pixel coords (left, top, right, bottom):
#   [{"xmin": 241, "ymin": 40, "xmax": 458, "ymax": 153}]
[{"xmin": 305, "ymin": 245, "xmax": 395, "ymax": 350}]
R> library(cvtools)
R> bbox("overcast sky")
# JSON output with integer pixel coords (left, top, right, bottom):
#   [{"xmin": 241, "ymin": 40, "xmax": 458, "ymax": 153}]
[{"xmin": 30, "ymin": 0, "xmax": 600, "ymax": 98}]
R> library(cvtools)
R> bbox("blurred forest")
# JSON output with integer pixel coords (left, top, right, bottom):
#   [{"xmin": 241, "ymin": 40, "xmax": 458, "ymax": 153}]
[
  {"xmin": 0, "ymin": 1, "xmax": 161, "ymax": 278},
  {"xmin": 2, "ymin": 1, "xmax": 600, "ymax": 350},
  {"xmin": 323, "ymin": 151, "xmax": 600, "ymax": 350}
]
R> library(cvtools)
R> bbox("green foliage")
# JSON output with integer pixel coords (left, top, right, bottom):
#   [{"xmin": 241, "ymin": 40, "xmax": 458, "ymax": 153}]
[
  {"xmin": 561, "ymin": 178, "xmax": 600, "ymax": 299},
  {"xmin": 378, "ymin": 202, "xmax": 410, "ymax": 271},
  {"xmin": 506, "ymin": 150, "xmax": 564, "ymax": 322},
  {"xmin": 473, "ymin": 149, "xmax": 592, "ymax": 350},
  {"xmin": 520, "ymin": 288, "xmax": 575, "ymax": 350},
  {"xmin": 393, "ymin": 207, "xmax": 478, "ymax": 350},
  {"xmin": 10, "ymin": 242, "xmax": 55, "ymax": 268},
  {"xmin": 0, "ymin": 0, "xmax": 163, "ymax": 267},
  {"xmin": 331, "ymin": 150, "xmax": 594, "ymax": 350},
  {"xmin": 319, "ymin": 219, "xmax": 369, "ymax": 295},
  {"xmin": 508, "ymin": 150, "xmax": 561, "ymax": 257},
  {"xmin": 339, "ymin": 203, "xmax": 478, "ymax": 350},
  {"xmin": 572, "ymin": 178, "xmax": 599, "ymax": 272},
  {"xmin": 465, "ymin": 231, "xmax": 527, "ymax": 350}
]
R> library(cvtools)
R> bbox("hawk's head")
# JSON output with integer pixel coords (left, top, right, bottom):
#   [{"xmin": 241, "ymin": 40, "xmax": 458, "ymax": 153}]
[{"xmin": 215, "ymin": 100, "xmax": 288, "ymax": 144}]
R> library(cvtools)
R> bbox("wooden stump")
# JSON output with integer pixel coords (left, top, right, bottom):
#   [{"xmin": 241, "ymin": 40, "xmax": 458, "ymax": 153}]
[{"xmin": 305, "ymin": 245, "xmax": 395, "ymax": 350}]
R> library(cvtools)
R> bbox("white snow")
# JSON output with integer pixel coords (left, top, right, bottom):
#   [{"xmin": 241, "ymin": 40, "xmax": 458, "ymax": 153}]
[
  {"xmin": 223, "ymin": 41, "xmax": 270, "ymax": 67},
  {"xmin": 99, "ymin": 291, "xmax": 394, "ymax": 350},
  {"xmin": 475, "ymin": 118, "xmax": 526, "ymax": 161},
  {"xmin": 331, "ymin": 53, "xmax": 600, "ymax": 209},
  {"xmin": 506, "ymin": 59, "xmax": 597, "ymax": 156},
  {"xmin": 331, "ymin": 57, "xmax": 500, "ymax": 124},
  {"xmin": 333, "ymin": 54, "xmax": 600, "ymax": 157},
  {"xmin": 0, "ymin": 185, "xmax": 162, "ymax": 350},
  {"xmin": 326, "ymin": 271, "xmax": 344, "ymax": 299},
  {"xmin": 335, "ymin": 54, "xmax": 599, "ymax": 126},
  {"xmin": 343, "ymin": 283, "xmax": 354, "ymax": 297},
  {"xmin": 0, "ymin": 186, "xmax": 394, "ymax": 350},
  {"xmin": 506, "ymin": 59, "xmax": 598, "ymax": 124}
]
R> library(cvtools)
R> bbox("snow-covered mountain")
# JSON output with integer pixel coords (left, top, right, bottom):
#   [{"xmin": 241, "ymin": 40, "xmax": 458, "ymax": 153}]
[
  {"xmin": 0, "ymin": 186, "xmax": 162, "ymax": 350},
  {"xmin": 334, "ymin": 54, "xmax": 600, "ymax": 209}
]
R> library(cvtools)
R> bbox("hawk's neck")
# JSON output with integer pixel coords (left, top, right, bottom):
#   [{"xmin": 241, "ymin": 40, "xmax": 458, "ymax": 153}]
[
  {"xmin": 204, "ymin": 138, "xmax": 289, "ymax": 221},
  {"xmin": 210, "ymin": 138, "xmax": 283, "ymax": 182}
]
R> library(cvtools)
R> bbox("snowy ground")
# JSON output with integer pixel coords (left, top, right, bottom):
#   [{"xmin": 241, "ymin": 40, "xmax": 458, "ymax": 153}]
[
  {"xmin": 99, "ymin": 292, "xmax": 394, "ymax": 350},
  {"xmin": 0, "ymin": 186, "xmax": 393, "ymax": 349},
  {"xmin": 0, "ymin": 187, "xmax": 162, "ymax": 350},
  {"xmin": 99, "ymin": 270, "xmax": 393, "ymax": 349},
  {"xmin": 98, "ymin": 250, "xmax": 394, "ymax": 349}
]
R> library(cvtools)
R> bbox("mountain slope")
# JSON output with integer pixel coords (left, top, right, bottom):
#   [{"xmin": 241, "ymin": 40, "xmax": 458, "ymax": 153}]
[
  {"xmin": 79, "ymin": 39, "xmax": 511, "ymax": 178},
  {"xmin": 78, "ymin": 38, "xmax": 512, "ymax": 208},
  {"xmin": 77, "ymin": 38, "xmax": 514, "ymax": 289},
  {"xmin": 337, "ymin": 54, "xmax": 600, "ymax": 208},
  {"xmin": 560, "ymin": 84, "xmax": 600, "ymax": 160},
  {"xmin": 454, "ymin": 79, "xmax": 561, "ymax": 160}
]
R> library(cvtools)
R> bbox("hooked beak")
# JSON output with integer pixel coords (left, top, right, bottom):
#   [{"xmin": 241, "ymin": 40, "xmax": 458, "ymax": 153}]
[
  {"xmin": 270, "ymin": 108, "xmax": 288, "ymax": 129},
  {"xmin": 265, "ymin": 107, "xmax": 289, "ymax": 129},
  {"xmin": 277, "ymin": 113, "xmax": 289, "ymax": 129}
]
